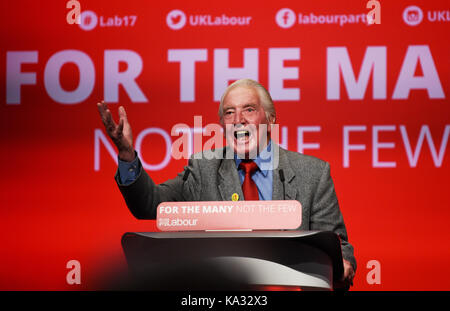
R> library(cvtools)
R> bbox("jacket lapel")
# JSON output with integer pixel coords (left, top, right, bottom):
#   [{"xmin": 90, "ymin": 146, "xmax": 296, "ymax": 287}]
[
  {"xmin": 217, "ymin": 149, "xmax": 244, "ymax": 201},
  {"xmin": 272, "ymin": 145, "xmax": 297, "ymax": 200}
]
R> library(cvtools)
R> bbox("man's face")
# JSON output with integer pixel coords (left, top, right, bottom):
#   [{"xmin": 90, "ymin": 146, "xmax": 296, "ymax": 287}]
[{"xmin": 221, "ymin": 86, "xmax": 272, "ymax": 158}]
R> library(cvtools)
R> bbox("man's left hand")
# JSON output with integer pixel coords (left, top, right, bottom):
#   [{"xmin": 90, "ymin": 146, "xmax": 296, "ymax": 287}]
[{"xmin": 335, "ymin": 259, "xmax": 355, "ymax": 290}]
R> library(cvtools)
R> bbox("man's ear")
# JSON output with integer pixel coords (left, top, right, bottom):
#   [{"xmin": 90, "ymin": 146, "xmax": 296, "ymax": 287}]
[{"xmin": 267, "ymin": 116, "xmax": 276, "ymax": 135}]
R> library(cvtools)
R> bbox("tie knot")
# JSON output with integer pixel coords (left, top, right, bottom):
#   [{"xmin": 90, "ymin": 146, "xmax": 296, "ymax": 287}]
[{"xmin": 239, "ymin": 160, "xmax": 258, "ymax": 175}]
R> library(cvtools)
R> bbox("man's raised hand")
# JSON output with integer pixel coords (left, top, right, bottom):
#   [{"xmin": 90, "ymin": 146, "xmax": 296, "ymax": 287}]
[{"xmin": 97, "ymin": 101, "xmax": 135, "ymax": 162}]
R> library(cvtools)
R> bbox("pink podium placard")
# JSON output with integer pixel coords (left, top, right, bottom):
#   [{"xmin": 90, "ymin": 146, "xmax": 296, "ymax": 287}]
[{"xmin": 156, "ymin": 200, "xmax": 302, "ymax": 231}]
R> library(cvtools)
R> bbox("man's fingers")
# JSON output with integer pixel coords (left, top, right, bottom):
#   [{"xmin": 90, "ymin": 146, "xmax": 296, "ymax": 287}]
[
  {"xmin": 117, "ymin": 106, "xmax": 126, "ymax": 133},
  {"xmin": 339, "ymin": 259, "xmax": 355, "ymax": 288},
  {"xmin": 97, "ymin": 100, "xmax": 108, "ymax": 115},
  {"xmin": 118, "ymin": 106, "xmax": 130, "ymax": 127},
  {"xmin": 97, "ymin": 101, "xmax": 108, "ymax": 122},
  {"xmin": 117, "ymin": 117, "xmax": 124, "ymax": 136},
  {"xmin": 118, "ymin": 105, "xmax": 126, "ymax": 117},
  {"xmin": 99, "ymin": 102, "xmax": 118, "ymax": 131},
  {"xmin": 97, "ymin": 101, "xmax": 114, "ymax": 127},
  {"xmin": 104, "ymin": 109, "xmax": 118, "ymax": 132},
  {"xmin": 97, "ymin": 101, "xmax": 130, "ymax": 147}
]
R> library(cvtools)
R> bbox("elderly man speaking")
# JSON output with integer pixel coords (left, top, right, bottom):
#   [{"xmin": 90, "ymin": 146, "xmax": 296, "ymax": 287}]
[{"xmin": 97, "ymin": 78, "xmax": 356, "ymax": 289}]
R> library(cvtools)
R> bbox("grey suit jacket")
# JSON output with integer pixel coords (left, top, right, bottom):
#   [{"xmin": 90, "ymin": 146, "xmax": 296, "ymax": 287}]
[{"xmin": 115, "ymin": 145, "xmax": 356, "ymax": 270}]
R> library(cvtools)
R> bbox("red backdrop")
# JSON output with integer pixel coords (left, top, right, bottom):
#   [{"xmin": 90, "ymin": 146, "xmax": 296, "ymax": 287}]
[{"xmin": 1, "ymin": 0, "xmax": 449, "ymax": 290}]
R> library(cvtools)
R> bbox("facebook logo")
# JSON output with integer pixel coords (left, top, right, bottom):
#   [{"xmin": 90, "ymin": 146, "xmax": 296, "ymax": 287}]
[{"xmin": 276, "ymin": 8, "xmax": 296, "ymax": 28}]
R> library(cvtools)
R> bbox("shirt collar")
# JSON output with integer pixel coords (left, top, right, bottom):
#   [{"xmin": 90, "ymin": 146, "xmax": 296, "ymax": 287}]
[{"xmin": 235, "ymin": 140, "xmax": 273, "ymax": 177}]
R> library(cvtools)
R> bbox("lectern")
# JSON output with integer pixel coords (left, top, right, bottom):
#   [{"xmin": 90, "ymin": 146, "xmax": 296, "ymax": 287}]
[{"xmin": 121, "ymin": 230, "xmax": 344, "ymax": 290}]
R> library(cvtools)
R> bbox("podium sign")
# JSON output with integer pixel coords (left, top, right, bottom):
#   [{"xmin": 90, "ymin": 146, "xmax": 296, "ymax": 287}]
[{"xmin": 156, "ymin": 200, "xmax": 302, "ymax": 231}]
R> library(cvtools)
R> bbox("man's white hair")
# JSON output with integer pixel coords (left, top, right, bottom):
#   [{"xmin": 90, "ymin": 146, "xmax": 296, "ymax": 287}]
[{"xmin": 218, "ymin": 79, "xmax": 276, "ymax": 123}]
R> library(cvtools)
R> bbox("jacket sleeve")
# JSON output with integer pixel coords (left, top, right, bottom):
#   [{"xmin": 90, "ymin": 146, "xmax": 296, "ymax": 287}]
[
  {"xmin": 115, "ymin": 156, "xmax": 202, "ymax": 219},
  {"xmin": 310, "ymin": 162, "xmax": 357, "ymax": 271}
]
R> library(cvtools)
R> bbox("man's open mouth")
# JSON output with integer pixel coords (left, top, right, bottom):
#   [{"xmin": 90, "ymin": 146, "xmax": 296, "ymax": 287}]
[{"xmin": 234, "ymin": 129, "xmax": 251, "ymax": 140}]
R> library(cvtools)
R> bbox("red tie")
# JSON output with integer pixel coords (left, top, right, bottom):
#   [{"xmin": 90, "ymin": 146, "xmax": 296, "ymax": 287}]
[{"xmin": 239, "ymin": 161, "xmax": 259, "ymax": 200}]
